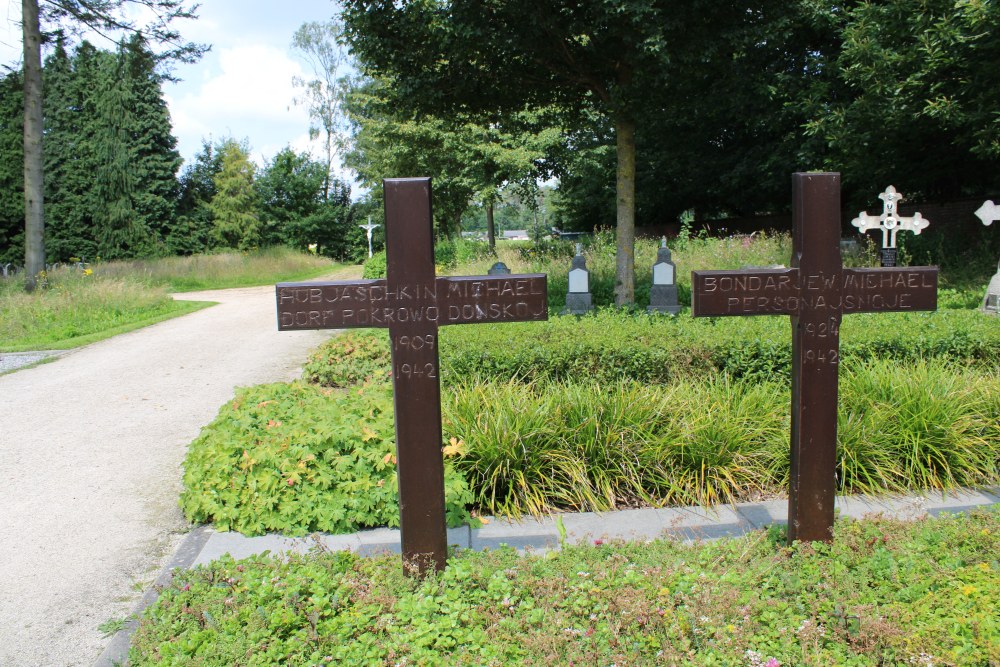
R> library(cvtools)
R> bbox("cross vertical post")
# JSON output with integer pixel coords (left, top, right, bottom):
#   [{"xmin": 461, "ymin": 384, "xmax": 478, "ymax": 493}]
[
  {"xmin": 383, "ymin": 178, "xmax": 447, "ymax": 574},
  {"xmin": 789, "ymin": 173, "xmax": 842, "ymax": 541}
]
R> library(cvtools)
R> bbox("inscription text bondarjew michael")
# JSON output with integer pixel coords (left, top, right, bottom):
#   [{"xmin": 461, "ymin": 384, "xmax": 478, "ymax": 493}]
[{"xmin": 697, "ymin": 270, "xmax": 935, "ymax": 314}]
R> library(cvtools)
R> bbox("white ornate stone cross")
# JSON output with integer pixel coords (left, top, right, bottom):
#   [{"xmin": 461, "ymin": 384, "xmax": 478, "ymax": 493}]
[
  {"xmin": 852, "ymin": 186, "xmax": 929, "ymax": 266},
  {"xmin": 975, "ymin": 200, "xmax": 999, "ymax": 226}
]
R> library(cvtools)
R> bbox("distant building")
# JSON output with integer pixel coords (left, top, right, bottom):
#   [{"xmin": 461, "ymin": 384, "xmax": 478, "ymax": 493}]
[{"xmin": 501, "ymin": 230, "xmax": 530, "ymax": 241}]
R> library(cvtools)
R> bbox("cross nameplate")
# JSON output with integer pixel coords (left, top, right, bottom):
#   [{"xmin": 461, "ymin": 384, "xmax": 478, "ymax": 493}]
[
  {"xmin": 692, "ymin": 173, "xmax": 938, "ymax": 542},
  {"xmin": 277, "ymin": 178, "xmax": 547, "ymax": 575}
]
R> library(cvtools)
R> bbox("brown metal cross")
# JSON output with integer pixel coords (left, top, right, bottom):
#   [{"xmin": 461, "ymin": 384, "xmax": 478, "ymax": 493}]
[
  {"xmin": 692, "ymin": 173, "xmax": 938, "ymax": 542},
  {"xmin": 276, "ymin": 178, "xmax": 548, "ymax": 575}
]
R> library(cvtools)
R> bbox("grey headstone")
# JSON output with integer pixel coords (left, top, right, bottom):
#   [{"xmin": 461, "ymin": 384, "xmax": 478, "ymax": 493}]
[
  {"xmin": 648, "ymin": 244, "xmax": 680, "ymax": 314},
  {"xmin": 983, "ymin": 259, "xmax": 1000, "ymax": 315},
  {"xmin": 488, "ymin": 261, "xmax": 511, "ymax": 275},
  {"xmin": 563, "ymin": 251, "xmax": 593, "ymax": 314}
]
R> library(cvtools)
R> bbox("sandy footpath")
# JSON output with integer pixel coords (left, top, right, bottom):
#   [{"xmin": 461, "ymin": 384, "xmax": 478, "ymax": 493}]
[{"xmin": 0, "ymin": 285, "xmax": 333, "ymax": 666}]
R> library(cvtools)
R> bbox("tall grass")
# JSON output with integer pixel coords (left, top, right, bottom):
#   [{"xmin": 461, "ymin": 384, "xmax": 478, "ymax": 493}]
[
  {"xmin": 90, "ymin": 246, "xmax": 339, "ymax": 292},
  {"xmin": 444, "ymin": 361, "xmax": 999, "ymax": 517},
  {"xmin": 0, "ymin": 248, "xmax": 347, "ymax": 351},
  {"xmin": 0, "ymin": 268, "xmax": 208, "ymax": 351}
]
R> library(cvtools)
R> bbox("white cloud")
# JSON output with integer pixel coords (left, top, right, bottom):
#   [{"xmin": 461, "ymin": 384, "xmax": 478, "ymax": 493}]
[{"xmin": 165, "ymin": 44, "xmax": 313, "ymax": 164}]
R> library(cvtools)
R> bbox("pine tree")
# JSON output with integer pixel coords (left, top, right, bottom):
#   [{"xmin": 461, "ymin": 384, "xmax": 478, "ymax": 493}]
[
  {"xmin": 209, "ymin": 139, "xmax": 260, "ymax": 251},
  {"xmin": 43, "ymin": 39, "xmax": 102, "ymax": 262},
  {"xmin": 0, "ymin": 70, "xmax": 24, "ymax": 265},
  {"xmin": 171, "ymin": 139, "xmax": 220, "ymax": 255},
  {"xmin": 121, "ymin": 34, "xmax": 181, "ymax": 250}
]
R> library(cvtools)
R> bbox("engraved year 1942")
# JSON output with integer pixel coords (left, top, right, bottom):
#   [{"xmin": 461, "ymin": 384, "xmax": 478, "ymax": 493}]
[
  {"xmin": 392, "ymin": 334, "xmax": 438, "ymax": 380},
  {"xmin": 802, "ymin": 317, "xmax": 840, "ymax": 365}
]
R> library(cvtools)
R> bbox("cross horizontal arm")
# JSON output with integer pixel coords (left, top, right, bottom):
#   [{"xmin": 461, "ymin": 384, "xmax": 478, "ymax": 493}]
[
  {"xmin": 276, "ymin": 274, "xmax": 548, "ymax": 331},
  {"xmin": 691, "ymin": 268, "xmax": 799, "ymax": 317}
]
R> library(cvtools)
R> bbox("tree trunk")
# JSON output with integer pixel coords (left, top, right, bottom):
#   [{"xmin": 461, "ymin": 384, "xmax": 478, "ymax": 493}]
[
  {"xmin": 614, "ymin": 115, "xmax": 636, "ymax": 306},
  {"xmin": 486, "ymin": 199, "xmax": 495, "ymax": 251},
  {"xmin": 22, "ymin": 0, "xmax": 45, "ymax": 291}
]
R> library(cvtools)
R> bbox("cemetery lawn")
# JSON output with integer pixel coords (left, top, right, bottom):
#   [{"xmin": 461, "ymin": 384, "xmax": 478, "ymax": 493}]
[
  {"xmin": 130, "ymin": 508, "xmax": 999, "ymax": 666},
  {"xmin": 0, "ymin": 249, "xmax": 349, "ymax": 351}
]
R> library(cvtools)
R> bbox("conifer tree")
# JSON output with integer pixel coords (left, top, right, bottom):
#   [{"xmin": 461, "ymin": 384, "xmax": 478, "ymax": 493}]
[
  {"xmin": 0, "ymin": 70, "xmax": 24, "ymax": 265},
  {"xmin": 209, "ymin": 139, "xmax": 260, "ymax": 251}
]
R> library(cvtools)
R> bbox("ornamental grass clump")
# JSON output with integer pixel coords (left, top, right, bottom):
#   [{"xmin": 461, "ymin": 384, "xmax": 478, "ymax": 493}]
[{"xmin": 837, "ymin": 359, "xmax": 1000, "ymax": 493}]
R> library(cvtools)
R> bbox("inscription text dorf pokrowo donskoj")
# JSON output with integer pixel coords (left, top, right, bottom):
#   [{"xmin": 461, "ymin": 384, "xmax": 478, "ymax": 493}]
[
  {"xmin": 276, "ymin": 178, "xmax": 547, "ymax": 576},
  {"xmin": 692, "ymin": 173, "xmax": 938, "ymax": 544}
]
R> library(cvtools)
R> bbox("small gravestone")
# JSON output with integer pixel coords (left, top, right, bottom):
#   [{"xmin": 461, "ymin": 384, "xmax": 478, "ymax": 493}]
[
  {"xmin": 648, "ymin": 237, "xmax": 680, "ymax": 314},
  {"xmin": 488, "ymin": 261, "xmax": 511, "ymax": 275},
  {"xmin": 851, "ymin": 185, "xmax": 929, "ymax": 267},
  {"xmin": 693, "ymin": 173, "xmax": 938, "ymax": 543},
  {"xmin": 977, "ymin": 201, "xmax": 1000, "ymax": 314},
  {"xmin": 564, "ymin": 243, "xmax": 593, "ymax": 314},
  {"xmin": 277, "ymin": 178, "xmax": 548, "ymax": 575}
]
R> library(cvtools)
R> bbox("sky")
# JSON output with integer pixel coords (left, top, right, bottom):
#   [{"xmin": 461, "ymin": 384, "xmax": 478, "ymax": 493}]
[{"xmin": 0, "ymin": 0, "xmax": 345, "ymax": 170}]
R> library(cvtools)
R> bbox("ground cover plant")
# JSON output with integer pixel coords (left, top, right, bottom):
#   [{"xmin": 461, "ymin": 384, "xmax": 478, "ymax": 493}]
[
  {"xmin": 179, "ymin": 382, "xmax": 474, "ymax": 536},
  {"xmin": 130, "ymin": 508, "xmax": 999, "ymax": 665},
  {"xmin": 182, "ymin": 233, "xmax": 999, "ymax": 529}
]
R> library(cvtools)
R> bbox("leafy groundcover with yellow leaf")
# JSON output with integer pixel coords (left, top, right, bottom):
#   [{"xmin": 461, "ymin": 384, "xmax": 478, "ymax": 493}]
[
  {"xmin": 179, "ymin": 382, "xmax": 474, "ymax": 535},
  {"xmin": 131, "ymin": 509, "xmax": 998, "ymax": 666}
]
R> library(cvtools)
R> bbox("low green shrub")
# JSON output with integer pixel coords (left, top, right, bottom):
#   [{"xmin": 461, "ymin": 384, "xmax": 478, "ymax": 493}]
[
  {"xmin": 179, "ymin": 382, "xmax": 473, "ymax": 536},
  {"xmin": 303, "ymin": 309, "xmax": 1000, "ymax": 388},
  {"xmin": 361, "ymin": 249, "xmax": 386, "ymax": 279},
  {"xmin": 130, "ymin": 509, "xmax": 1000, "ymax": 666}
]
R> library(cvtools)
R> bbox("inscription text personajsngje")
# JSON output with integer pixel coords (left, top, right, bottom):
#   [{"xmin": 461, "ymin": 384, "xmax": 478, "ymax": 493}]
[{"xmin": 691, "ymin": 173, "xmax": 938, "ymax": 544}]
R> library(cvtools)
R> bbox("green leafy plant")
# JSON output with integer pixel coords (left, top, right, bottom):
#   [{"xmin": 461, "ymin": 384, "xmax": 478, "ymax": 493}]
[
  {"xmin": 179, "ymin": 382, "xmax": 473, "ymax": 535},
  {"xmin": 129, "ymin": 508, "xmax": 1000, "ymax": 666}
]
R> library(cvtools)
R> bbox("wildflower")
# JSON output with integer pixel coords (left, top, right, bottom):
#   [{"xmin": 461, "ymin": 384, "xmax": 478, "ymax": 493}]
[
  {"xmin": 978, "ymin": 562, "xmax": 990, "ymax": 572},
  {"xmin": 961, "ymin": 584, "xmax": 977, "ymax": 596},
  {"xmin": 594, "ymin": 539, "xmax": 604, "ymax": 546},
  {"xmin": 765, "ymin": 659, "xmax": 780, "ymax": 667}
]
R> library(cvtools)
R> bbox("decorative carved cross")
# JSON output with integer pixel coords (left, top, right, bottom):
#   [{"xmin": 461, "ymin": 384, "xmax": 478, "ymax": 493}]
[
  {"xmin": 851, "ymin": 185, "xmax": 929, "ymax": 266},
  {"xmin": 692, "ymin": 173, "xmax": 938, "ymax": 543},
  {"xmin": 277, "ymin": 178, "xmax": 548, "ymax": 575},
  {"xmin": 975, "ymin": 200, "xmax": 999, "ymax": 226},
  {"xmin": 358, "ymin": 217, "xmax": 381, "ymax": 258}
]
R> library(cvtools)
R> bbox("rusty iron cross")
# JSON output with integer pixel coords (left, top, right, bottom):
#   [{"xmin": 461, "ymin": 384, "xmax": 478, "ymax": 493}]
[
  {"xmin": 692, "ymin": 173, "xmax": 938, "ymax": 543},
  {"xmin": 276, "ymin": 178, "xmax": 548, "ymax": 575}
]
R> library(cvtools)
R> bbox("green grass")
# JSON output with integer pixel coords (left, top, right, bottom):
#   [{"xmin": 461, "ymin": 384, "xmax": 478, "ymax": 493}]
[
  {"xmin": 0, "ymin": 274, "xmax": 212, "ymax": 351},
  {"xmin": 87, "ymin": 246, "xmax": 342, "ymax": 292},
  {"xmin": 129, "ymin": 507, "xmax": 1000, "ymax": 666},
  {"xmin": 0, "ymin": 248, "xmax": 352, "ymax": 351}
]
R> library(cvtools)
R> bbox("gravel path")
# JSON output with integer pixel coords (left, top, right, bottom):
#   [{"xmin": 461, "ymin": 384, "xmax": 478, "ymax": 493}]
[{"xmin": 0, "ymin": 285, "xmax": 334, "ymax": 666}]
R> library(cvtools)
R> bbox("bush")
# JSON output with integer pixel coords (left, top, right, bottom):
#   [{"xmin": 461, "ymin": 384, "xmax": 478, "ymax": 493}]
[
  {"xmin": 179, "ymin": 382, "xmax": 474, "ymax": 535},
  {"xmin": 304, "ymin": 309, "xmax": 1000, "ymax": 388},
  {"xmin": 442, "ymin": 362, "xmax": 999, "ymax": 517},
  {"xmin": 362, "ymin": 249, "xmax": 386, "ymax": 278}
]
